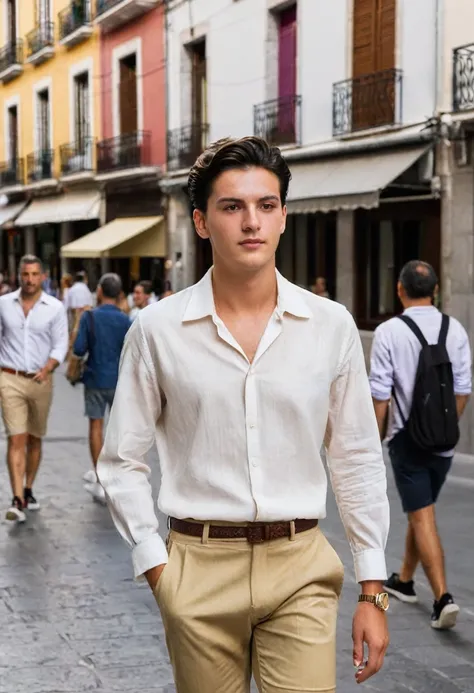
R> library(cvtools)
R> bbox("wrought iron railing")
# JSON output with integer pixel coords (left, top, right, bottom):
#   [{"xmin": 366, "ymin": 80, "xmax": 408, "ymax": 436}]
[
  {"xmin": 59, "ymin": 1, "xmax": 91, "ymax": 41},
  {"xmin": 167, "ymin": 123, "xmax": 209, "ymax": 171},
  {"xmin": 60, "ymin": 137, "xmax": 95, "ymax": 176},
  {"xmin": 333, "ymin": 68, "xmax": 403, "ymax": 136},
  {"xmin": 453, "ymin": 43, "xmax": 474, "ymax": 111},
  {"xmin": 95, "ymin": 0, "xmax": 124, "ymax": 17},
  {"xmin": 96, "ymin": 131, "xmax": 151, "ymax": 173},
  {"xmin": 0, "ymin": 41, "xmax": 23, "ymax": 74},
  {"xmin": 26, "ymin": 150, "xmax": 55, "ymax": 183},
  {"xmin": 0, "ymin": 159, "xmax": 24, "ymax": 187},
  {"xmin": 26, "ymin": 22, "xmax": 55, "ymax": 59},
  {"xmin": 253, "ymin": 95, "xmax": 302, "ymax": 146}
]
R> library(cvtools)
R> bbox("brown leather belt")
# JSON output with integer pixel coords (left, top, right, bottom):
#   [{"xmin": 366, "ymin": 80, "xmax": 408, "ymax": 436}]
[
  {"xmin": 169, "ymin": 517, "xmax": 318, "ymax": 544},
  {"xmin": 1, "ymin": 368, "xmax": 36, "ymax": 379}
]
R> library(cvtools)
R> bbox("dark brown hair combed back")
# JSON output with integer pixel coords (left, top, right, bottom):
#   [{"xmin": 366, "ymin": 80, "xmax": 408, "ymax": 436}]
[{"xmin": 188, "ymin": 136, "xmax": 292, "ymax": 212}]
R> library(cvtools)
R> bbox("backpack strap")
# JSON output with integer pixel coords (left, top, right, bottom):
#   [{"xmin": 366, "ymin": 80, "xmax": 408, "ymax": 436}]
[
  {"xmin": 397, "ymin": 314, "xmax": 429, "ymax": 348},
  {"xmin": 437, "ymin": 313, "xmax": 450, "ymax": 347}
]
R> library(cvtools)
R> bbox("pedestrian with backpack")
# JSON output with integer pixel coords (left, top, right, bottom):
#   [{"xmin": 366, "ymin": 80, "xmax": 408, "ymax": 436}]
[{"xmin": 370, "ymin": 260, "xmax": 471, "ymax": 630}]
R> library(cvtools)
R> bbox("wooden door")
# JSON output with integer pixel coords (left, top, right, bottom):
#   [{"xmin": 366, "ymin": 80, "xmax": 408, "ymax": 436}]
[
  {"xmin": 352, "ymin": 0, "xmax": 396, "ymax": 131},
  {"xmin": 119, "ymin": 55, "xmax": 138, "ymax": 136},
  {"xmin": 7, "ymin": 0, "xmax": 16, "ymax": 43},
  {"xmin": 191, "ymin": 41, "xmax": 207, "ymax": 152}
]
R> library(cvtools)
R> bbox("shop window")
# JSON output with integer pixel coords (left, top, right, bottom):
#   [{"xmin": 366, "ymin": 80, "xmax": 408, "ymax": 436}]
[{"xmin": 355, "ymin": 204, "xmax": 440, "ymax": 329}]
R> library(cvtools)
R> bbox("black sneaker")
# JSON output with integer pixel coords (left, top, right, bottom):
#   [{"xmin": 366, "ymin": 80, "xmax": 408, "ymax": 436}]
[
  {"xmin": 431, "ymin": 593, "xmax": 459, "ymax": 630},
  {"xmin": 384, "ymin": 572, "xmax": 418, "ymax": 604},
  {"xmin": 5, "ymin": 497, "xmax": 26, "ymax": 523},
  {"xmin": 24, "ymin": 488, "xmax": 40, "ymax": 511}
]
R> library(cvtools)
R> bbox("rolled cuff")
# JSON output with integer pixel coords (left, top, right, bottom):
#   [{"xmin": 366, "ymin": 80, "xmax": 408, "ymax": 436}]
[
  {"xmin": 369, "ymin": 385, "xmax": 392, "ymax": 402},
  {"xmin": 132, "ymin": 533, "xmax": 169, "ymax": 581},
  {"xmin": 353, "ymin": 549, "xmax": 387, "ymax": 583},
  {"xmin": 49, "ymin": 348, "xmax": 68, "ymax": 365}
]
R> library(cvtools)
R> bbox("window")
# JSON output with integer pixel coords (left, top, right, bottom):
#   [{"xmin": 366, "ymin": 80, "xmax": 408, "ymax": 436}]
[
  {"xmin": 36, "ymin": 0, "xmax": 51, "ymax": 26},
  {"xmin": 37, "ymin": 88, "xmax": 50, "ymax": 151},
  {"xmin": 7, "ymin": 105, "xmax": 18, "ymax": 163},
  {"xmin": 119, "ymin": 53, "xmax": 137, "ymax": 135},
  {"xmin": 191, "ymin": 40, "xmax": 207, "ymax": 128},
  {"xmin": 74, "ymin": 72, "xmax": 89, "ymax": 147},
  {"xmin": 7, "ymin": 0, "xmax": 17, "ymax": 43},
  {"xmin": 354, "ymin": 203, "xmax": 441, "ymax": 328}
]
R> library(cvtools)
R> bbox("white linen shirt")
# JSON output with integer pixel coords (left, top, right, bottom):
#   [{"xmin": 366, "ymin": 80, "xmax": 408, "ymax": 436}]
[
  {"xmin": 97, "ymin": 269, "xmax": 389, "ymax": 583},
  {"xmin": 65, "ymin": 282, "xmax": 93, "ymax": 310},
  {"xmin": 0, "ymin": 290, "xmax": 68, "ymax": 372}
]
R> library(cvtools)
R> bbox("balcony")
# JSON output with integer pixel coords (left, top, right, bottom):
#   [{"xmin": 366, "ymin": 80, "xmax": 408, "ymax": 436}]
[
  {"xmin": 96, "ymin": 131, "xmax": 154, "ymax": 180},
  {"xmin": 453, "ymin": 43, "xmax": 474, "ymax": 112},
  {"xmin": 26, "ymin": 150, "xmax": 56, "ymax": 187},
  {"xmin": 333, "ymin": 68, "xmax": 403, "ymax": 136},
  {"xmin": 0, "ymin": 41, "xmax": 23, "ymax": 83},
  {"xmin": 167, "ymin": 124, "xmax": 209, "ymax": 172},
  {"xmin": 253, "ymin": 95, "xmax": 302, "ymax": 147},
  {"xmin": 0, "ymin": 159, "xmax": 24, "ymax": 192},
  {"xmin": 94, "ymin": 0, "xmax": 159, "ymax": 33},
  {"xmin": 26, "ymin": 23, "xmax": 55, "ymax": 66},
  {"xmin": 59, "ymin": 1, "xmax": 93, "ymax": 48},
  {"xmin": 60, "ymin": 137, "xmax": 95, "ymax": 182}
]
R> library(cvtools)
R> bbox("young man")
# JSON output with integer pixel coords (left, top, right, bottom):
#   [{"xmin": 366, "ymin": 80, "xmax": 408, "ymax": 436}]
[
  {"xmin": 0, "ymin": 255, "xmax": 68, "ymax": 522},
  {"xmin": 73, "ymin": 274, "xmax": 130, "ymax": 503},
  {"xmin": 98, "ymin": 137, "xmax": 390, "ymax": 691},
  {"xmin": 129, "ymin": 280, "xmax": 153, "ymax": 321},
  {"xmin": 370, "ymin": 260, "xmax": 471, "ymax": 630}
]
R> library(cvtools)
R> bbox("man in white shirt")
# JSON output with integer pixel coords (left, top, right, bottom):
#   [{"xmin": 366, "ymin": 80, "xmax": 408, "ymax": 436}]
[
  {"xmin": 0, "ymin": 255, "xmax": 68, "ymax": 523},
  {"xmin": 129, "ymin": 280, "xmax": 152, "ymax": 321},
  {"xmin": 66, "ymin": 271, "xmax": 93, "ymax": 314},
  {"xmin": 98, "ymin": 137, "xmax": 390, "ymax": 691}
]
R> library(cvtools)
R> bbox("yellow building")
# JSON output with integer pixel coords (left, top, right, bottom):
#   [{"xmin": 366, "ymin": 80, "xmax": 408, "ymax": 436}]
[{"xmin": 0, "ymin": 0, "xmax": 101, "ymax": 283}]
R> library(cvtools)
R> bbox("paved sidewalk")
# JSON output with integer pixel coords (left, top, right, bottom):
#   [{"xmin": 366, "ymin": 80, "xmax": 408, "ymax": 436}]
[{"xmin": 0, "ymin": 372, "xmax": 473, "ymax": 692}]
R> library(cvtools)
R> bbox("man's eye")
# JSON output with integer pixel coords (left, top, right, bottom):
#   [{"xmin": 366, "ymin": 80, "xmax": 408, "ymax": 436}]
[
  {"xmin": 225, "ymin": 205, "xmax": 239, "ymax": 211},
  {"xmin": 262, "ymin": 204, "xmax": 275, "ymax": 210}
]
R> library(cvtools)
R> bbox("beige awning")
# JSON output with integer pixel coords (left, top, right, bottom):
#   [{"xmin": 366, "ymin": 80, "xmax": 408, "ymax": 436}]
[
  {"xmin": 0, "ymin": 201, "xmax": 28, "ymax": 228},
  {"xmin": 15, "ymin": 190, "xmax": 101, "ymax": 227},
  {"xmin": 286, "ymin": 146, "xmax": 431, "ymax": 214},
  {"xmin": 60, "ymin": 216, "xmax": 166, "ymax": 259}
]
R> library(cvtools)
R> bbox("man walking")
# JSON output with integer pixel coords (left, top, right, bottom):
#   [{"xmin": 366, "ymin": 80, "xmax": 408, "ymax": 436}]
[
  {"xmin": 74, "ymin": 274, "xmax": 130, "ymax": 503},
  {"xmin": 370, "ymin": 260, "xmax": 471, "ymax": 630},
  {"xmin": 129, "ymin": 280, "xmax": 153, "ymax": 321},
  {"xmin": 0, "ymin": 255, "xmax": 68, "ymax": 522},
  {"xmin": 98, "ymin": 137, "xmax": 390, "ymax": 691}
]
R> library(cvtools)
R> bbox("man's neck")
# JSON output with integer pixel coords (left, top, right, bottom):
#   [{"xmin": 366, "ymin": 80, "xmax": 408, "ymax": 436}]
[
  {"xmin": 20, "ymin": 289, "xmax": 42, "ymax": 305},
  {"xmin": 101, "ymin": 299, "xmax": 117, "ymax": 307},
  {"xmin": 212, "ymin": 262, "xmax": 277, "ymax": 315},
  {"xmin": 403, "ymin": 298, "xmax": 433, "ymax": 309}
]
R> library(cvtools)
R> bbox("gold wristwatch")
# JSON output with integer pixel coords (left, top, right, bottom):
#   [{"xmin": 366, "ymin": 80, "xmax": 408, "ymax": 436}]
[{"xmin": 358, "ymin": 592, "xmax": 390, "ymax": 612}]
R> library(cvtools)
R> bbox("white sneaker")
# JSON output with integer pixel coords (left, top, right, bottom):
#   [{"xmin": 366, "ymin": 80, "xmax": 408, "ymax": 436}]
[
  {"xmin": 6, "ymin": 498, "xmax": 26, "ymax": 523},
  {"xmin": 84, "ymin": 481, "xmax": 106, "ymax": 504},
  {"xmin": 83, "ymin": 469, "xmax": 97, "ymax": 484}
]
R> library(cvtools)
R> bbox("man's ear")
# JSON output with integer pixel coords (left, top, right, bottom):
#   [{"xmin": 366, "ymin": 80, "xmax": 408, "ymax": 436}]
[{"xmin": 193, "ymin": 209, "xmax": 210, "ymax": 240}]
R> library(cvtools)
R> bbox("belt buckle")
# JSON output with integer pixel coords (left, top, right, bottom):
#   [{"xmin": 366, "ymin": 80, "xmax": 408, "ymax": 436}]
[{"xmin": 247, "ymin": 523, "xmax": 266, "ymax": 544}]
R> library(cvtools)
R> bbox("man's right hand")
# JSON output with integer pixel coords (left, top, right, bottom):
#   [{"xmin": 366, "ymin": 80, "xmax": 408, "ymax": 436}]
[{"xmin": 144, "ymin": 564, "xmax": 166, "ymax": 592}]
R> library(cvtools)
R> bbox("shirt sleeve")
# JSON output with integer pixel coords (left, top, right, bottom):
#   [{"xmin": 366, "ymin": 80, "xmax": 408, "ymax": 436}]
[
  {"xmin": 96, "ymin": 317, "xmax": 166, "ymax": 580},
  {"xmin": 452, "ymin": 324, "xmax": 472, "ymax": 395},
  {"xmin": 325, "ymin": 313, "xmax": 389, "ymax": 583},
  {"xmin": 369, "ymin": 326, "xmax": 394, "ymax": 401},
  {"xmin": 73, "ymin": 312, "xmax": 89, "ymax": 357},
  {"xmin": 49, "ymin": 304, "xmax": 69, "ymax": 364}
]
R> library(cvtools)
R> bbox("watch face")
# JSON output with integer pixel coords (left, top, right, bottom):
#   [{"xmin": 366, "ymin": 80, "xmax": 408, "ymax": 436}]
[{"xmin": 376, "ymin": 592, "xmax": 390, "ymax": 611}]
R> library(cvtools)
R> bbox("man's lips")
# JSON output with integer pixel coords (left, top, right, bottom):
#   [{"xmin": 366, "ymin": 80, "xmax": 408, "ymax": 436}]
[{"xmin": 240, "ymin": 239, "xmax": 265, "ymax": 245}]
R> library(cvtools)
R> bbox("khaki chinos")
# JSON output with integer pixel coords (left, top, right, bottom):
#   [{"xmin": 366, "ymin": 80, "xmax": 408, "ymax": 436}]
[{"xmin": 154, "ymin": 522, "xmax": 344, "ymax": 693}]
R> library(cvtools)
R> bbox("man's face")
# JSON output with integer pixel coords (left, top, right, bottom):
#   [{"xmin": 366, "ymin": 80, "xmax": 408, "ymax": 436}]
[
  {"xmin": 20, "ymin": 263, "xmax": 44, "ymax": 296},
  {"xmin": 133, "ymin": 286, "xmax": 147, "ymax": 308},
  {"xmin": 193, "ymin": 167, "xmax": 286, "ymax": 274},
  {"xmin": 315, "ymin": 278, "xmax": 326, "ymax": 294}
]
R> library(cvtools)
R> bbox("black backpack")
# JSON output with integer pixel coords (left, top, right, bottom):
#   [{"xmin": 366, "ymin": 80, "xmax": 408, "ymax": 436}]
[{"xmin": 393, "ymin": 314, "xmax": 459, "ymax": 453}]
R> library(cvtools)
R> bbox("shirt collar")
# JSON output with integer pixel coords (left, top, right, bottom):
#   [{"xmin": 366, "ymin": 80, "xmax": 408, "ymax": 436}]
[
  {"xmin": 182, "ymin": 267, "xmax": 312, "ymax": 323},
  {"xmin": 13, "ymin": 289, "xmax": 49, "ymax": 304}
]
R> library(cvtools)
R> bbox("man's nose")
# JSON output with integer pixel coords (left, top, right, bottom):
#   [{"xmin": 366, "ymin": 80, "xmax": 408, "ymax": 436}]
[{"xmin": 242, "ymin": 206, "xmax": 260, "ymax": 231}]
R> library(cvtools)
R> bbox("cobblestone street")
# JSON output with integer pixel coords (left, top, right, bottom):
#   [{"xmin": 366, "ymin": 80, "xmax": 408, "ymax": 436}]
[{"xmin": 0, "ymin": 371, "xmax": 473, "ymax": 693}]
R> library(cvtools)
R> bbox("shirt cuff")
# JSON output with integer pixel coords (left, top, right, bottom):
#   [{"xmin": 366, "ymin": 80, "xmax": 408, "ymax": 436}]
[
  {"xmin": 353, "ymin": 549, "xmax": 387, "ymax": 583},
  {"xmin": 49, "ymin": 349, "xmax": 67, "ymax": 365},
  {"xmin": 132, "ymin": 533, "xmax": 169, "ymax": 581},
  {"xmin": 370, "ymin": 385, "xmax": 392, "ymax": 401}
]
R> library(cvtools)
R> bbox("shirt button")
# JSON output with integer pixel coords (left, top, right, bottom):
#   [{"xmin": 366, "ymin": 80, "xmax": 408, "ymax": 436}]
[
  {"xmin": 250, "ymin": 458, "xmax": 258, "ymax": 467},
  {"xmin": 248, "ymin": 423, "xmax": 256, "ymax": 429}
]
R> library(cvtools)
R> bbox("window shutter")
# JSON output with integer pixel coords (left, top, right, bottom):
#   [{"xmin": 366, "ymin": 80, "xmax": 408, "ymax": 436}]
[
  {"xmin": 352, "ymin": 0, "xmax": 377, "ymax": 78},
  {"xmin": 376, "ymin": 0, "xmax": 396, "ymax": 71}
]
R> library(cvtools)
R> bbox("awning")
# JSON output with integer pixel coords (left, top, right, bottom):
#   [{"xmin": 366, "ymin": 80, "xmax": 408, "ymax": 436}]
[
  {"xmin": 0, "ymin": 201, "xmax": 28, "ymax": 228},
  {"xmin": 15, "ymin": 190, "xmax": 101, "ymax": 227},
  {"xmin": 286, "ymin": 145, "xmax": 431, "ymax": 214},
  {"xmin": 60, "ymin": 216, "xmax": 166, "ymax": 259}
]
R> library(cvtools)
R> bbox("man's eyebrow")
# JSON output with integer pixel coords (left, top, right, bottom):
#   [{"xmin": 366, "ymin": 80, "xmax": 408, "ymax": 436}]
[{"xmin": 216, "ymin": 194, "xmax": 280, "ymax": 204}]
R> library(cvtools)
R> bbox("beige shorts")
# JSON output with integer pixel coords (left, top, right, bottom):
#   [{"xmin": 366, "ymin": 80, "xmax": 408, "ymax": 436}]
[{"xmin": 0, "ymin": 371, "xmax": 53, "ymax": 438}]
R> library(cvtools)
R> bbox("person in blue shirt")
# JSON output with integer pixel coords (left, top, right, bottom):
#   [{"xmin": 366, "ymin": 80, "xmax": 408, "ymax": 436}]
[{"xmin": 73, "ymin": 273, "xmax": 131, "ymax": 502}]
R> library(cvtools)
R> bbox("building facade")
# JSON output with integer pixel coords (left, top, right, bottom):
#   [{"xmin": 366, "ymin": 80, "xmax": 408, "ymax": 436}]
[{"xmin": 0, "ymin": 0, "xmax": 102, "ymax": 284}]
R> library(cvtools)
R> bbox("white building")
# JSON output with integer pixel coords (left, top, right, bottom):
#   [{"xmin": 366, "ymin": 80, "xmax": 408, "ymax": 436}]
[{"xmin": 163, "ymin": 0, "xmax": 474, "ymax": 450}]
